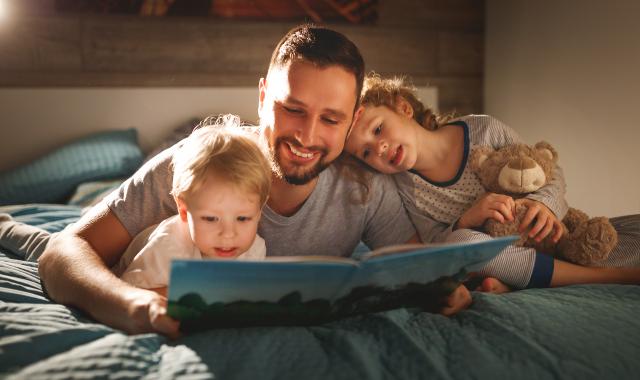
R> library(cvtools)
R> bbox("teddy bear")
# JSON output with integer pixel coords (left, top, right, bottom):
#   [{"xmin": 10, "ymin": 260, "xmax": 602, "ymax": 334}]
[{"xmin": 468, "ymin": 141, "xmax": 617, "ymax": 266}]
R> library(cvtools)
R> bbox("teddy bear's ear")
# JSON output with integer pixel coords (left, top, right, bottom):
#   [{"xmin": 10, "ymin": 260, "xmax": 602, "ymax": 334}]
[
  {"xmin": 469, "ymin": 146, "xmax": 494, "ymax": 172},
  {"xmin": 534, "ymin": 141, "xmax": 558, "ymax": 162}
]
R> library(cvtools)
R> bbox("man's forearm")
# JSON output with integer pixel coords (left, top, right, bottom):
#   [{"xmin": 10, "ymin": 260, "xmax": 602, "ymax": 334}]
[{"xmin": 38, "ymin": 232, "xmax": 144, "ymax": 333}]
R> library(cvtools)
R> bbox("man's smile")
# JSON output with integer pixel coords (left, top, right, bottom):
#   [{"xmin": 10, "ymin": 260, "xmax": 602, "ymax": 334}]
[{"xmin": 287, "ymin": 142, "xmax": 316, "ymax": 160}]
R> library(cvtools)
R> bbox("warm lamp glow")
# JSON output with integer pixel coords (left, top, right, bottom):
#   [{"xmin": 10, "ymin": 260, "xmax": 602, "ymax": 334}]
[{"xmin": 0, "ymin": 0, "xmax": 6, "ymax": 21}]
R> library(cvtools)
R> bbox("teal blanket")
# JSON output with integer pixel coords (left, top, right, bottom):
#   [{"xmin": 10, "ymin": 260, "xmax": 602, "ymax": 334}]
[{"xmin": 1, "ymin": 205, "xmax": 639, "ymax": 379}]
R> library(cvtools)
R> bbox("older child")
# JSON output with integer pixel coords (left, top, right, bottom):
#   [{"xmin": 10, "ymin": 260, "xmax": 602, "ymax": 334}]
[
  {"xmin": 113, "ymin": 115, "xmax": 271, "ymax": 294},
  {"xmin": 345, "ymin": 74, "xmax": 640, "ymax": 291}
]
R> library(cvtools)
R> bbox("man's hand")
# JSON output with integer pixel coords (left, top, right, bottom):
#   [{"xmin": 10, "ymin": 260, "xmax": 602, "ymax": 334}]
[
  {"xmin": 126, "ymin": 288, "xmax": 181, "ymax": 339},
  {"xmin": 439, "ymin": 284, "xmax": 472, "ymax": 317},
  {"xmin": 456, "ymin": 192, "xmax": 516, "ymax": 230},
  {"xmin": 516, "ymin": 198, "xmax": 563, "ymax": 243}
]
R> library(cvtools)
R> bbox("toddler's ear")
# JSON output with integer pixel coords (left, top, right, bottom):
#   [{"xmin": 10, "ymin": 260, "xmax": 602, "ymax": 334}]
[
  {"xmin": 395, "ymin": 96, "xmax": 414, "ymax": 119},
  {"xmin": 175, "ymin": 196, "xmax": 189, "ymax": 222}
]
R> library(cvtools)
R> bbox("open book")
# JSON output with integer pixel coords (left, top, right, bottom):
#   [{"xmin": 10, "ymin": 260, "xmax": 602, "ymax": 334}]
[{"xmin": 167, "ymin": 235, "xmax": 518, "ymax": 331}]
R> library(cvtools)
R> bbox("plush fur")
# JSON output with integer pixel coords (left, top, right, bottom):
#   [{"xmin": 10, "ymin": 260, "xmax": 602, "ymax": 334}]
[{"xmin": 469, "ymin": 141, "xmax": 617, "ymax": 266}]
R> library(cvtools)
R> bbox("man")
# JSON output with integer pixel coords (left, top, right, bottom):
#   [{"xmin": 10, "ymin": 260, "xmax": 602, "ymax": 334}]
[{"xmin": 38, "ymin": 25, "xmax": 422, "ymax": 338}]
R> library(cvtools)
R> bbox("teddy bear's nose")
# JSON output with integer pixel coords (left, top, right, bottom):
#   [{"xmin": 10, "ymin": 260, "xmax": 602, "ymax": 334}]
[{"xmin": 508, "ymin": 157, "xmax": 537, "ymax": 170}]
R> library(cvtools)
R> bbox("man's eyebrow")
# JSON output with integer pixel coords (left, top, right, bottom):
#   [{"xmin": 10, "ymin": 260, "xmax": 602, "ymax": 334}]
[
  {"xmin": 284, "ymin": 96, "xmax": 348, "ymax": 120},
  {"xmin": 284, "ymin": 96, "xmax": 305, "ymax": 106}
]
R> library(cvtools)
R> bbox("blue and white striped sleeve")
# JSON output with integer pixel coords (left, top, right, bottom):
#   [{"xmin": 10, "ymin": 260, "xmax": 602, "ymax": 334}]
[{"xmin": 444, "ymin": 228, "xmax": 554, "ymax": 289}]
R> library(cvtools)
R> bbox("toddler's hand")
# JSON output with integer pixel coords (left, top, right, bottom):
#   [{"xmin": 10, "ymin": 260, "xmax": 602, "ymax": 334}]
[
  {"xmin": 456, "ymin": 192, "xmax": 516, "ymax": 229},
  {"xmin": 516, "ymin": 199, "xmax": 563, "ymax": 243}
]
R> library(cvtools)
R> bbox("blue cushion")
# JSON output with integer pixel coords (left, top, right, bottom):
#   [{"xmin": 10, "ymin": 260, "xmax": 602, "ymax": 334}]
[{"xmin": 0, "ymin": 129, "xmax": 143, "ymax": 205}]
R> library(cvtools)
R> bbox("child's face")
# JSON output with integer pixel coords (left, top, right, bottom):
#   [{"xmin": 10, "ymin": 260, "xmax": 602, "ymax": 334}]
[
  {"xmin": 177, "ymin": 176, "xmax": 262, "ymax": 259},
  {"xmin": 345, "ymin": 105, "xmax": 418, "ymax": 174}
]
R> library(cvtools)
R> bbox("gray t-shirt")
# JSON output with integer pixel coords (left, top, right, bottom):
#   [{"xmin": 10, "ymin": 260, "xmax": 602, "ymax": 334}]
[{"xmin": 104, "ymin": 142, "xmax": 416, "ymax": 258}]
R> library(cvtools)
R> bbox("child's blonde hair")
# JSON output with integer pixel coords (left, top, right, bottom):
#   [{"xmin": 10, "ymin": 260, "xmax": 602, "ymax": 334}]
[
  {"xmin": 170, "ymin": 114, "xmax": 271, "ymax": 206},
  {"xmin": 360, "ymin": 72, "xmax": 451, "ymax": 130}
]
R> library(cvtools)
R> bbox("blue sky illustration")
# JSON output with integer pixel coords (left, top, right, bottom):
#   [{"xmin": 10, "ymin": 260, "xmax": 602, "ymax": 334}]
[{"xmin": 168, "ymin": 236, "xmax": 518, "ymax": 304}]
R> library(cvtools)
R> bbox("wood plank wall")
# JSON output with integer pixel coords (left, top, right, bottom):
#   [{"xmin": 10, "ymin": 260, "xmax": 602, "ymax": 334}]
[{"xmin": 0, "ymin": 0, "xmax": 484, "ymax": 115}]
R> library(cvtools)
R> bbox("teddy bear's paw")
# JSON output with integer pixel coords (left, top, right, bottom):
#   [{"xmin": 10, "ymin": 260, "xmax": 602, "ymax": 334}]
[
  {"xmin": 485, "ymin": 218, "xmax": 524, "ymax": 244},
  {"xmin": 562, "ymin": 208, "xmax": 589, "ymax": 232},
  {"xmin": 564, "ymin": 217, "xmax": 619, "ymax": 265},
  {"xmin": 584, "ymin": 217, "xmax": 618, "ymax": 253}
]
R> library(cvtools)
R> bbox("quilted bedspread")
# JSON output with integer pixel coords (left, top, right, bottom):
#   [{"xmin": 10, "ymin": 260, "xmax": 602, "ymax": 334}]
[{"xmin": 1, "ymin": 205, "xmax": 639, "ymax": 379}]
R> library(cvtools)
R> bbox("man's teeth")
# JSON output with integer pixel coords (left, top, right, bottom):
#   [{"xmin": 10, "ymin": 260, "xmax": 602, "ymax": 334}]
[{"xmin": 289, "ymin": 144, "xmax": 314, "ymax": 158}]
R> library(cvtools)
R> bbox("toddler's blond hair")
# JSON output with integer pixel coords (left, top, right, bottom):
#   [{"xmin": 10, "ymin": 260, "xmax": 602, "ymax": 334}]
[{"xmin": 170, "ymin": 114, "xmax": 270, "ymax": 206}]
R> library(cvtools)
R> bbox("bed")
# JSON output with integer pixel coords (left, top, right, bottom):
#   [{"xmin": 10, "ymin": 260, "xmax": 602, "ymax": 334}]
[{"xmin": 1, "ymin": 128, "xmax": 639, "ymax": 379}]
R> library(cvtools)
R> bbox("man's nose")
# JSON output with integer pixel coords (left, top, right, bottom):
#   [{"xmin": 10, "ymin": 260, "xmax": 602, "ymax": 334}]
[{"xmin": 295, "ymin": 116, "xmax": 319, "ymax": 147}]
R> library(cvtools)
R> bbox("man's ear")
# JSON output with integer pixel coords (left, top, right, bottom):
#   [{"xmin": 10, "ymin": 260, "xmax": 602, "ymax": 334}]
[
  {"xmin": 352, "ymin": 105, "xmax": 364, "ymax": 127},
  {"xmin": 395, "ymin": 96, "xmax": 414, "ymax": 119},
  {"xmin": 258, "ymin": 77, "xmax": 267, "ymax": 117},
  {"xmin": 175, "ymin": 196, "xmax": 189, "ymax": 222},
  {"xmin": 347, "ymin": 105, "xmax": 365, "ymax": 139}
]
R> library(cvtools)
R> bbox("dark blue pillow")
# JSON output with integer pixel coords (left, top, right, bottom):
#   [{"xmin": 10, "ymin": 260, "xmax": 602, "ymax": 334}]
[{"xmin": 0, "ymin": 129, "xmax": 143, "ymax": 205}]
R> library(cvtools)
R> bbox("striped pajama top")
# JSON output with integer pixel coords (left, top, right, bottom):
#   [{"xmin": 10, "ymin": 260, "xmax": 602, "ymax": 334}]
[{"xmin": 394, "ymin": 114, "xmax": 568, "ymax": 288}]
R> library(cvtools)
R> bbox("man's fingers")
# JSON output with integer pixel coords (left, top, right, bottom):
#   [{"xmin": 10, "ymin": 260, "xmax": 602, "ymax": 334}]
[
  {"xmin": 439, "ymin": 285, "xmax": 472, "ymax": 317},
  {"xmin": 153, "ymin": 315, "xmax": 181, "ymax": 340},
  {"xmin": 149, "ymin": 303, "xmax": 181, "ymax": 339},
  {"xmin": 148, "ymin": 297, "xmax": 181, "ymax": 339}
]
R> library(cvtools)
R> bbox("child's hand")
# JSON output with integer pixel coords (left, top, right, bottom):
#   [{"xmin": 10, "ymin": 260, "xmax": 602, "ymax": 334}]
[
  {"xmin": 439, "ymin": 284, "xmax": 472, "ymax": 316},
  {"xmin": 456, "ymin": 192, "xmax": 516, "ymax": 229},
  {"xmin": 516, "ymin": 199, "xmax": 563, "ymax": 243}
]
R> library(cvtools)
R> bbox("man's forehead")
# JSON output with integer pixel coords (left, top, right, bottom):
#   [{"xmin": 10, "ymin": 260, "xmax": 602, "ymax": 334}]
[{"xmin": 267, "ymin": 62, "xmax": 357, "ymax": 112}]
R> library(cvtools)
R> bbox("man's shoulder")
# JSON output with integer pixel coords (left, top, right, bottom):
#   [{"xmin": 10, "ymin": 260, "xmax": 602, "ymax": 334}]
[{"xmin": 319, "ymin": 165, "xmax": 397, "ymax": 205}]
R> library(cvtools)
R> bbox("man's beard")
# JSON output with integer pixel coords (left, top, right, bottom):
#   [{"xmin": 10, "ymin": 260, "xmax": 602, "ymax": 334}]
[{"xmin": 269, "ymin": 137, "xmax": 331, "ymax": 185}]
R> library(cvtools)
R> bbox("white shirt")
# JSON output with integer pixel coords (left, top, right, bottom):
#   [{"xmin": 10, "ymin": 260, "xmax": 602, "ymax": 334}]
[{"xmin": 115, "ymin": 215, "xmax": 266, "ymax": 289}]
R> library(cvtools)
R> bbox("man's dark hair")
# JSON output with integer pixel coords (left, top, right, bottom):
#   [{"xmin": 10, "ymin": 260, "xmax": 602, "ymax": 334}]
[{"xmin": 268, "ymin": 24, "xmax": 365, "ymax": 110}]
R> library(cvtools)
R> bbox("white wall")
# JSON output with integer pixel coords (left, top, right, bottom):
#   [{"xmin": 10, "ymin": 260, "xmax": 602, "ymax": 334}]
[
  {"xmin": 0, "ymin": 87, "xmax": 260, "ymax": 172},
  {"xmin": 485, "ymin": 0, "xmax": 640, "ymax": 217},
  {"xmin": 0, "ymin": 86, "xmax": 437, "ymax": 172}
]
